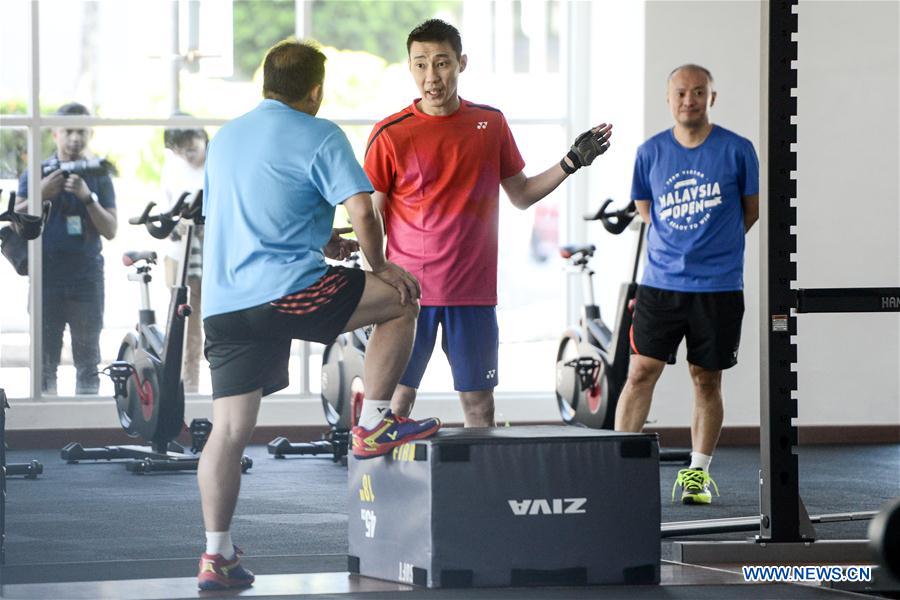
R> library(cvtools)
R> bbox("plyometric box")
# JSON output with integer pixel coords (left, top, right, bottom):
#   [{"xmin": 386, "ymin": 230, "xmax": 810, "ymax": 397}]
[{"xmin": 348, "ymin": 425, "xmax": 660, "ymax": 588}]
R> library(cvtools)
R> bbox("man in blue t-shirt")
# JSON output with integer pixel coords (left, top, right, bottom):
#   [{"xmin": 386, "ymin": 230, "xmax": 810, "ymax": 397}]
[
  {"xmin": 615, "ymin": 64, "xmax": 759, "ymax": 505},
  {"xmin": 17, "ymin": 102, "xmax": 118, "ymax": 395},
  {"xmin": 195, "ymin": 40, "xmax": 440, "ymax": 592}
]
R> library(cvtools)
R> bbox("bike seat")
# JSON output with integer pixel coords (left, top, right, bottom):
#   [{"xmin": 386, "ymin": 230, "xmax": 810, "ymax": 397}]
[
  {"xmin": 122, "ymin": 251, "xmax": 158, "ymax": 266},
  {"xmin": 559, "ymin": 244, "xmax": 596, "ymax": 259}
]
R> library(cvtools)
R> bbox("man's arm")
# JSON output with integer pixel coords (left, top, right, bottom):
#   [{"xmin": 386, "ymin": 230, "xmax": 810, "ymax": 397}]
[
  {"xmin": 16, "ymin": 169, "xmax": 65, "ymax": 212},
  {"xmin": 371, "ymin": 190, "xmax": 387, "ymax": 235},
  {"xmin": 742, "ymin": 194, "xmax": 759, "ymax": 233},
  {"xmin": 501, "ymin": 123, "xmax": 612, "ymax": 210},
  {"xmin": 344, "ymin": 193, "xmax": 386, "ymax": 270},
  {"xmin": 322, "ymin": 227, "xmax": 358, "ymax": 261},
  {"xmin": 634, "ymin": 199, "xmax": 651, "ymax": 224},
  {"xmin": 344, "ymin": 192, "xmax": 419, "ymax": 303},
  {"xmin": 66, "ymin": 174, "xmax": 117, "ymax": 239},
  {"xmin": 500, "ymin": 165, "xmax": 568, "ymax": 210},
  {"xmin": 86, "ymin": 204, "xmax": 117, "ymax": 240}
]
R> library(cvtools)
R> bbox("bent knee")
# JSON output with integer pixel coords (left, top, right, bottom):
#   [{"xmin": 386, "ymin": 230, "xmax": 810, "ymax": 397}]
[
  {"xmin": 403, "ymin": 300, "xmax": 420, "ymax": 321},
  {"xmin": 689, "ymin": 365, "xmax": 722, "ymax": 391},
  {"xmin": 384, "ymin": 299, "xmax": 418, "ymax": 327},
  {"xmin": 212, "ymin": 419, "xmax": 257, "ymax": 445},
  {"xmin": 627, "ymin": 361, "xmax": 664, "ymax": 386},
  {"xmin": 461, "ymin": 397, "xmax": 494, "ymax": 426}
]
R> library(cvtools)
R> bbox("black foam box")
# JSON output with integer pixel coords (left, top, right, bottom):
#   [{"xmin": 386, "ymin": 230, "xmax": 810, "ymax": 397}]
[{"xmin": 348, "ymin": 425, "xmax": 660, "ymax": 588}]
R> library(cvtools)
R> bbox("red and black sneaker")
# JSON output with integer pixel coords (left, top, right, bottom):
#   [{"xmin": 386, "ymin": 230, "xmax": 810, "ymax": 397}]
[
  {"xmin": 197, "ymin": 546, "xmax": 255, "ymax": 591},
  {"xmin": 351, "ymin": 409, "xmax": 441, "ymax": 459}
]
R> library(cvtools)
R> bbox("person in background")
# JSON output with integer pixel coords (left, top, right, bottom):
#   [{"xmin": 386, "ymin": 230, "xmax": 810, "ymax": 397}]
[
  {"xmin": 364, "ymin": 19, "xmax": 612, "ymax": 429},
  {"xmin": 615, "ymin": 64, "xmax": 759, "ymax": 505},
  {"xmin": 17, "ymin": 102, "xmax": 117, "ymax": 395},
  {"xmin": 195, "ymin": 40, "xmax": 440, "ymax": 591},
  {"xmin": 161, "ymin": 119, "xmax": 208, "ymax": 393}
]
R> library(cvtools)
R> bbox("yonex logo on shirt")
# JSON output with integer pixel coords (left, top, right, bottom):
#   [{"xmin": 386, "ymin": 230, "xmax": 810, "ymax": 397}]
[
  {"xmin": 476, "ymin": 121, "xmax": 488, "ymax": 129},
  {"xmin": 486, "ymin": 369, "xmax": 496, "ymax": 379}
]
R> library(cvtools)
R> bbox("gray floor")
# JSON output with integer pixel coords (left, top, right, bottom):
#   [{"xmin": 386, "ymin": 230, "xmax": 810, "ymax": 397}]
[
  {"xmin": 0, "ymin": 567, "xmax": 875, "ymax": 600},
  {"xmin": 2, "ymin": 441, "xmax": 898, "ymax": 596}
]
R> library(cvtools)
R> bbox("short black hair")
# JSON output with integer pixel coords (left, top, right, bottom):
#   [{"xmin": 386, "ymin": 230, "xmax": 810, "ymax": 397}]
[
  {"xmin": 407, "ymin": 19, "xmax": 462, "ymax": 60},
  {"xmin": 55, "ymin": 102, "xmax": 90, "ymax": 116},
  {"xmin": 164, "ymin": 128, "xmax": 208, "ymax": 150},
  {"xmin": 163, "ymin": 112, "xmax": 209, "ymax": 150},
  {"xmin": 668, "ymin": 64, "xmax": 715, "ymax": 87},
  {"xmin": 262, "ymin": 40, "xmax": 327, "ymax": 104}
]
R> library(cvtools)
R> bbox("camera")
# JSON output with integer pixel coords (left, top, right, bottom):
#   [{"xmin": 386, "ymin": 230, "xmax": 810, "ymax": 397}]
[{"xmin": 42, "ymin": 156, "xmax": 118, "ymax": 178}]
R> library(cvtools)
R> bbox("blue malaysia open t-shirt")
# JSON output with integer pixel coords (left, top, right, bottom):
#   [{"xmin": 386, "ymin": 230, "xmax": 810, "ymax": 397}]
[
  {"xmin": 631, "ymin": 124, "xmax": 759, "ymax": 292},
  {"xmin": 202, "ymin": 100, "xmax": 373, "ymax": 318}
]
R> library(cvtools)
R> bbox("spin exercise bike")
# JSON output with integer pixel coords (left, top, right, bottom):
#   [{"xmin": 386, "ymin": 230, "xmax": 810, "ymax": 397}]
[
  {"xmin": 555, "ymin": 199, "xmax": 688, "ymax": 462},
  {"xmin": 61, "ymin": 192, "xmax": 252, "ymax": 474}
]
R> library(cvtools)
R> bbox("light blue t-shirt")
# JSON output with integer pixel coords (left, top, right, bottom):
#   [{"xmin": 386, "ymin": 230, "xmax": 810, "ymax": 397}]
[
  {"xmin": 202, "ymin": 99, "xmax": 373, "ymax": 318},
  {"xmin": 631, "ymin": 125, "xmax": 759, "ymax": 292}
]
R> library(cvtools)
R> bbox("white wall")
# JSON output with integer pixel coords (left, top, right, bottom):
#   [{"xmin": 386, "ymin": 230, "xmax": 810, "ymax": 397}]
[
  {"xmin": 641, "ymin": 0, "xmax": 899, "ymax": 427},
  {"xmin": 793, "ymin": 0, "xmax": 900, "ymax": 425}
]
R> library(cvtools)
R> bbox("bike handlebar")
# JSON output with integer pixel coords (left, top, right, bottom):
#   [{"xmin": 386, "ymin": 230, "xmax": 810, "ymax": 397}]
[
  {"xmin": 583, "ymin": 198, "xmax": 638, "ymax": 235},
  {"xmin": 129, "ymin": 190, "xmax": 204, "ymax": 239}
]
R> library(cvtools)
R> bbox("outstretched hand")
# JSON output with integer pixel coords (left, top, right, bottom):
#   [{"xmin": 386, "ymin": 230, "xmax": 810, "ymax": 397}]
[
  {"xmin": 323, "ymin": 226, "xmax": 359, "ymax": 261},
  {"xmin": 566, "ymin": 123, "xmax": 613, "ymax": 171},
  {"xmin": 372, "ymin": 261, "xmax": 420, "ymax": 305}
]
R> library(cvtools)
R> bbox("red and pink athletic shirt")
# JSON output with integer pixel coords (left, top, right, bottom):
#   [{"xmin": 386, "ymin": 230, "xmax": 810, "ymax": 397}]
[{"xmin": 364, "ymin": 98, "xmax": 525, "ymax": 306}]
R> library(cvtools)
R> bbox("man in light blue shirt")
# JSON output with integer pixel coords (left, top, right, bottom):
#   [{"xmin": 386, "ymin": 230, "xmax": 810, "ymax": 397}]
[
  {"xmin": 615, "ymin": 64, "xmax": 759, "ymax": 506},
  {"xmin": 196, "ymin": 40, "xmax": 440, "ymax": 592}
]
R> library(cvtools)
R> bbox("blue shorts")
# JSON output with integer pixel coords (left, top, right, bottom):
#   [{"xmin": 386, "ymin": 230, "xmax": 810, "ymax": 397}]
[{"xmin": 399, "ymin": 306, "xmax": 499, "ymax": 392}]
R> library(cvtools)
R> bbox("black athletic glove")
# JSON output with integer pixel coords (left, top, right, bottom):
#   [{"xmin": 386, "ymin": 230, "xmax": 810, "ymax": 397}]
[{"xmin": 561, "ymin": 127, "xmax": 611, "ymax": 174}]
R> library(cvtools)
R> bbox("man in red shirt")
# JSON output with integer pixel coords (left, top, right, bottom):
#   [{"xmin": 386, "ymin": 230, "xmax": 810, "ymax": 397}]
[{"xmin": 361, "ymin": 19, "xmax": 612, "ymax": 429}]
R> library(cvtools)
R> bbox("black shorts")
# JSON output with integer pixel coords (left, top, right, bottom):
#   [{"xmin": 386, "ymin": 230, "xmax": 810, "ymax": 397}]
[
  {"xmin": 203, "ymin": 266, "xmax": 365, "ymax": 399},
  {"xmin": 630, "ymin": 285, "xmax": 745, "ymax": 371}
]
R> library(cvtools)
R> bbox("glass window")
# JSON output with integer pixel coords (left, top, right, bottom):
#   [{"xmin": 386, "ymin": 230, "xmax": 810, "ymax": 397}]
[
  {"xmin": 464, "ymin": 1, "xmax": 566, "ymax": 121},
  {"xmin": 15, "ymin": 0, "xmax": 574, "ymax": 402},
  {"xmin": 38, "ymin": 1, "xmax": 249, "ymax": 119},
  {"xmin": 497, "ymin": 124, "xmax": 567, "ymax": 393},
  {"xmin": 0, "ymin": 127, "xmax": 32, "ymax": 399},
  {"xmin": 0, "ymin": 0, "xmax": 30, "ymax": 116},
  {"xmin": 33, "ymin": 125, "xmax": 225, "ymax": 396},
  {"xmin": 309, "ymin": 1, "xmax": 564, "ymax": 121}
]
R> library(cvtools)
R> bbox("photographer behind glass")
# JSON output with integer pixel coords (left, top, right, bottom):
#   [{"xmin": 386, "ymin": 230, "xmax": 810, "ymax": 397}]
[{"xmin": 17, "ymin": 102, "xmax": 118, "ymax": 395}]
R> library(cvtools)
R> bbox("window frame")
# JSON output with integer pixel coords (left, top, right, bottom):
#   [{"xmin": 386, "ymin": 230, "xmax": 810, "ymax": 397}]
[{"xmin": 1, "ymin": 0, "xmax": 591, "ymax": 406}]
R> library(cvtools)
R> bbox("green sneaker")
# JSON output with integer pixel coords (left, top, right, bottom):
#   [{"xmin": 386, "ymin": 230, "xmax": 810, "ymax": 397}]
[{"xmin": 672, "ymin": 468, "xmax": 719, "ymax": 505}]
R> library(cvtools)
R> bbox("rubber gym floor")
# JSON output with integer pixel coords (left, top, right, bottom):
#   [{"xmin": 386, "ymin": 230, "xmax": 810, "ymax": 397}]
[{"xmin": 2, "ymin": 442, "xmax": 897, "ymax": 599}]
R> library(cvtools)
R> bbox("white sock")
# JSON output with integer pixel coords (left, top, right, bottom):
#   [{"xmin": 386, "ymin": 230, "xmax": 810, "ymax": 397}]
[
  {"xmin": 689, "ymin": 452, "xmax": 712, "ymax": 471},
  {"xmin": 359, "ymin": 400, "xmax": 391, "ymax": 430},
  {"xmin": 205, "ymin": 531, "xmax": 235, "ymax": 559}
]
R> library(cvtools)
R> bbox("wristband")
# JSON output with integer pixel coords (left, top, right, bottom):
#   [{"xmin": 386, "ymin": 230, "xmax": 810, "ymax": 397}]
[{"xmin": 560, "ymin": 156, "xmax": 578, "ymax": 175}]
